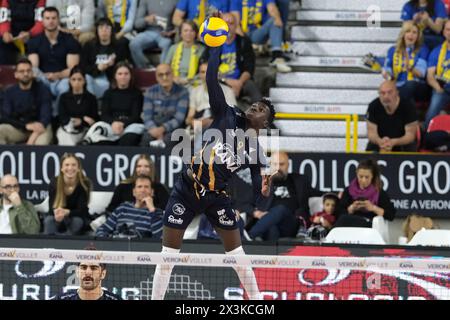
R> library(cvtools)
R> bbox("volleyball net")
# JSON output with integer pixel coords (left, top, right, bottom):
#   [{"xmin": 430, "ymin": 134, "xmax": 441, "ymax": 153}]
[{"xmin": 0, "ymin": 247, "xmax": 449, "ymax": 300}]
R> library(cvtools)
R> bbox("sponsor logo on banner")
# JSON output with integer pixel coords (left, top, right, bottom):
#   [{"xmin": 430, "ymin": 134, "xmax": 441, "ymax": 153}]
[
  {"xmin": 103, "ymin": 254, "xmax": 125, "ymax": 262},
  {"xmin": 162, "ymin": 256, "xmax": 190, "ymax": 263},
  {"xmin": 251, "ymin": 258, "xmax": 278, "ymax": 266},
  {"xmin": 136, "ymin": 255, "xmax": 152, "ymax": 262},
  {"xmin": 172, "ymin": 203, "xmax": 186, "ymax": 215},
  {"xmin": 427, "ymin": 263, "xmax": 450, "ymax": 270},
  {"xmin": 222, "ymin": 256, "xmax": 237, "ymax": 264},
  {"xmin": 168, "ymin": 215, "xmax": 183, "ymax": 225},
  {"xmin": 75, "ymin": 253, "xmax": 103, "ymax": 261},
  {"xmin": 399, "ymin": 262, "xmax": 414, "ymax": 269},
  {"xmin": 254, "ymin": 246, "xmax": 450, "ymax": 300},
  {"xmin": 49, "ymin": 252, "xmax": 63, "ymax": 259},
  {"xmin": 0, "ymin": 250, "xmax": 16, "ymax": 258}
]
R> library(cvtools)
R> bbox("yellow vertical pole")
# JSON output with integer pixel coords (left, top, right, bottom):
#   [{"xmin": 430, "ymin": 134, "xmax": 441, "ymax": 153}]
[
  {"xmin": 353, "ymin": 114, "xmax": 359, "ymax": 152},
  {"xmin": 345, "ymin": 115, "xmax": 351, "ymax": 153}
]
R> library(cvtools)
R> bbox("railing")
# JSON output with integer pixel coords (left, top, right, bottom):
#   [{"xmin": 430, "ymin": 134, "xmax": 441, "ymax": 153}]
[{"xmin": 275, "ymin": 113, "xmax": 359, "ymax": 153}]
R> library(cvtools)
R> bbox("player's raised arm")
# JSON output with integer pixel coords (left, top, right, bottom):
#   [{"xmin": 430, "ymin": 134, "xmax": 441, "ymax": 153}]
[{"xmin": 206, "ymin": 46, "xmax": 229, "ymax": 118}]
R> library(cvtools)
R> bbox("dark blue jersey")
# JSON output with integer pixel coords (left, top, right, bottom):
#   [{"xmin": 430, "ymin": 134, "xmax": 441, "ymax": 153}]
[
  {"xmin": 189, "ymin": 47, "xmax": 268, "ymax": 206},
  {"xmin": 55, "ymin": 289, "xmax": 122, "ymax": 300}
]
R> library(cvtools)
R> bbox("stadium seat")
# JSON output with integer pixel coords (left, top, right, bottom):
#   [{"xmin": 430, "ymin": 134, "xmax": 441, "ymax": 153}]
[
  {"xmin": 88, "ymin": 191, "xmax": 113, "ymax": 215},
  {"xmin": 133, "ymin": 68, "xmax": 156, "ymax": 91},
  {"xmin": 34, "ymin": 196, "xmax": 49, "ymax": 214},
  {"xmin": 427, "ymin": 115, "xmax": 450, "ymax": 133},
  {"xmin": 408, "ymin": 229, "xmax": 450, "ymax": 246},
  {"xmin": 0, "ymin": 65, "xmax": 16, "ymax": 89},
  {"xmin": 324, "ymin": 227, "xmax": 386, "ymax": 245}
]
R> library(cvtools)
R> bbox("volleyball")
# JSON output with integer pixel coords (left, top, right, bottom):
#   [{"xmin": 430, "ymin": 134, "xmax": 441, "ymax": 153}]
[{"xmin": 199, "ymin": 17, "xmax": 229, "ymax": 47}]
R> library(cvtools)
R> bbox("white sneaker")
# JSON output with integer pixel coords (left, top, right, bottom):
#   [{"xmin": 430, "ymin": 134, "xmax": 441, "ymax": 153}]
[{"xmin": 270, "ymin": 58, "xmax": 292, "ymax": 73}]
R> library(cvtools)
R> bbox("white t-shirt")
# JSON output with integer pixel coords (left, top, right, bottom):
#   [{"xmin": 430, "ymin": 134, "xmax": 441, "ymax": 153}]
[{"xmin": 0, "ymin": 204, "xmax": 13, "ymax": 234}]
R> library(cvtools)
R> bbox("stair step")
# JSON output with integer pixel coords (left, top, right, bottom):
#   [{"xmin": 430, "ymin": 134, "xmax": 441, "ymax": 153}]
[
  {"xmin": 270, "ymin": 88, "xmax": 378, "ymax": 104},
  {"xmin": 275, "ymin": 120, "xmax": 367, "ymax": 137},
  {"xmin": 291, "ymin": 41, "xmax": 391, "ymax": 57},
  {"xmin": 292, "ymin": 26, "xmax": 399, "ymax": 42},
  {"xmin": 276, "ymin": 103, "xmax": 368, "ymax": 115},
  {"xmin": 301, "ymin": 0, "xmax": 405, "ymax": 12},
  {"xmin": 297, "ymin": 10, "xmax": 401, "ymax": 22},
  {"xmin": 259, "ymin": 136, "xmax": 369, "ymax": 152},
  {"xmin": 277, "ymin": 72, "xmax": 381, "ymax": 89}
]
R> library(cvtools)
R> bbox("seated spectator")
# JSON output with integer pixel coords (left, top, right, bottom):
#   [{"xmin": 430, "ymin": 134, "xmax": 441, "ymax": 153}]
[
  {"xmin": 95, "ymin": 175, "xmax": 164, "ymax": 238},
  {"xmin": 230, "ymin": 0, "xmax": 291, "ymax": 73},
  {"xmin": 105, "ymin": 154, "xmax": 169, "ymax": 215},
  {"xmin": 140, "ymin": 64, "xmax": 188, "ymax": 147},
  {"xmin": 0, "ymin": 174, "xmax": 40, "ymax": 235},
  {"xmin": 57, "ymin": 66, "xmax": 99, "ymax": 146},
  {"xmin": 247, "ymin": 151, "xmax": 322, "ymax": 241},
  {"xmin": 83, "ymin": 61, "xmax": 144, "ymax": 146},
  {"xmin": 0, "ymin": 58, "xmax": 52, "ymax": 145},
  {"xmin": 27, "ymin": 7, "xmax": 81, "ymax": 116},
  {"xmin": 401, "ymin": 0, "xmax": 447, "ymax": 50},
  {"xmin": 335, "ymin": 159, "xmax": 396, "ymax": 228},
  {"xmin": 163, "ymin": 20, "xmax": 205, "ymax": 88},
  {"xmin": 307, "ymin": 193, "xmax": 338, "ymax": 240},
  {"xmin": 96, "ymin": 0, "xmax": 138, "ymax": 40},
  {"xmin": 44, "ymin": 153, "xmax": 92, "ymax": 235},
  {"xmin": 172, "ymin": 0, "xmax": 230, "ymax": 28},
  {"xmin": 0, "ymin": 0, "xmax": 45, "ymax": 65},
  {"xmin": 81, "ymin": 18, "xmax": 131, "ymax": 99},
  {"xmin": 382, "ymin": 21, "xmax": 430, "ymax": 102},
  {"xmin": 129, "ymin": 0, "xmax": 177, "ymax": 68},
  {"xmin": 45, "ymin": 0, "xmax": 96, "ymax": 45},
  {"xmin": 425, "ymin": 19, "xmax": 450, "ymax": 129},
  {"xmin": 201, "ymin": 13, "xmax": 262, "ymax": 104},
  {"xmin": 366, "ymin": 81, "xmax": 419, "ymax": 152}
]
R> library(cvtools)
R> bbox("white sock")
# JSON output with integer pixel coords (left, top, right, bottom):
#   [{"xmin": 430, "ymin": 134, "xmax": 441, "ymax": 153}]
[
  {"xmin": 151, "ymin": 246, "xmax": 180, "ymax": 300},
  {"xmin": 226, "ymin": 246, "xmax": 262, "ymax": 300}
]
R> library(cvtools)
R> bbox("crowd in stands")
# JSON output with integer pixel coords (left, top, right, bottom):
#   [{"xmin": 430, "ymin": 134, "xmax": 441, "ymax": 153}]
[{"xmin": 365, "ymin": 0, "xmax": 450, "ymax": 152}]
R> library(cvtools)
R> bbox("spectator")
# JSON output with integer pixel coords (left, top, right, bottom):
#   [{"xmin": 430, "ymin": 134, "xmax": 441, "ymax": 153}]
[
  {"xmin": 44, "ymin": 153, "xmax": 92, "ymax": 235},
  {"xmin": 247, "ymin": 151, "xmax": 322, "ymax": 241},
  {"xmin": 140, "ymin": 63, "xmax": 188, "ymax": 147},
  {"xmin": 425, "ymin": 19, "xmax": 450, "ymax": 129},
  {"xmin": 129, "ymin": 0, "xmax": 177, "ymax": 68},
  {"xmin": 401, "ymin": 0, "xmax": 447, "ymax": 49},
  {"xmin": 83, "ymin": 61, "xmax": 144, "ymax": 146},
  {"xmin": 95, "ymin": 175, "xmax": 164, "ymax": 238},
  {"xmin": 105, "ymin": 154, "xmax": 169, "ymax": 215},
  {"xmin": 230, "ymin": 0, "xmax": 291, "ymax": 73},
  {"xmin": 382, "ymin": 21, "xmax": 430, "ymax": 102},
  {"xmin": 27, "ymin": 7, "xmax": 81, "ymax": 116},
  {"xmin": 172, "ymin": 0, "xmax": 230, "ymax": 28},
  {"xmin": 45, "ymin": 0, "xmax": 96, "ymax": 45},
  {"xmin": 96, "ymin": 0, "xmax": 138, "ymax": 40},
  {"xmin": 163, "ymin": 20, "xmax": 205, "ymax": 88},
  {"xmin": 335, "ymin": 159, "xmax": 396, "ymax": 228},
  {"xmin": 0, "ymin": 0, "xmax": 45, "ymax": 65},
  {"xmin": 0, "ymin": 174, "xmax": 40, "ymax": 235},
  {"xmin": 366, "ymin": 80, "xmax": 419, "ymax": 152},
  {"xmin": 307, "ymin": 193, "xmax": 338, "ymax": 240},
  {"xmin": 81, "ymin": 18, "xmax": 131, "ymax": 99},
  {"xmin": 0, "ymin": 58, "xmax": 52, "ymax": 145},
  {"xmin": 201, "ymin": 13, "xmax": 262, "ymax": 104},
  {"xmin": 57, "ymin": 66, "xmax": 98, "ymax": 146}
]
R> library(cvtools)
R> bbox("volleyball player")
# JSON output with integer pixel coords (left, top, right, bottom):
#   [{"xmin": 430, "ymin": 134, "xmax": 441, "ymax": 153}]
[{"xmin": 151, "ymin": 14, "xmax": 277, "ymax": 300}]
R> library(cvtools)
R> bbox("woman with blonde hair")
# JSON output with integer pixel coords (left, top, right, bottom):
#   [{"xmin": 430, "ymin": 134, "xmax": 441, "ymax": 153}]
[
  {"xmin": 44, "ymin": 153, "xmax": 92, "ymax": 235},
  {"xmin": 383, "ymin": 21, "xmax": 430, "ymax": 102},
  {"xmin": 163, "ymin": 20, "xmax": 205, "ymax": 88},
  {"xmin": 335, "ymin": 159, "xmax": 396, "ymax": 228},
  {"xmin": 105, "ymin": 154, "xmax": 169, "ymax": 214}
]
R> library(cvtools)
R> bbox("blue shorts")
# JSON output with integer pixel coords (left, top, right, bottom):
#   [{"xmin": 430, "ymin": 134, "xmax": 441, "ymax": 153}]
[{"xmin": 163, "ymin": 173, "xmax": 238, "ymax": 230}]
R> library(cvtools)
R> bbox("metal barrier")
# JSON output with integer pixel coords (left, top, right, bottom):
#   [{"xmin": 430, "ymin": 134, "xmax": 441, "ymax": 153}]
[{"xmin": 275, "ymin": 113, "xmax": 359, "ymax": 153}]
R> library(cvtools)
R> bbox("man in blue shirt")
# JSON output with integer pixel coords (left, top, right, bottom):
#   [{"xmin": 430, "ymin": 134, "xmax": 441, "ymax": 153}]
[
  {"xmin": 0, "ymin": 58, "xmax": 52, "ymax": 145},
  {"xmin": 172, "ymin": 0, "xmax": 230, "ymax": 27}
]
